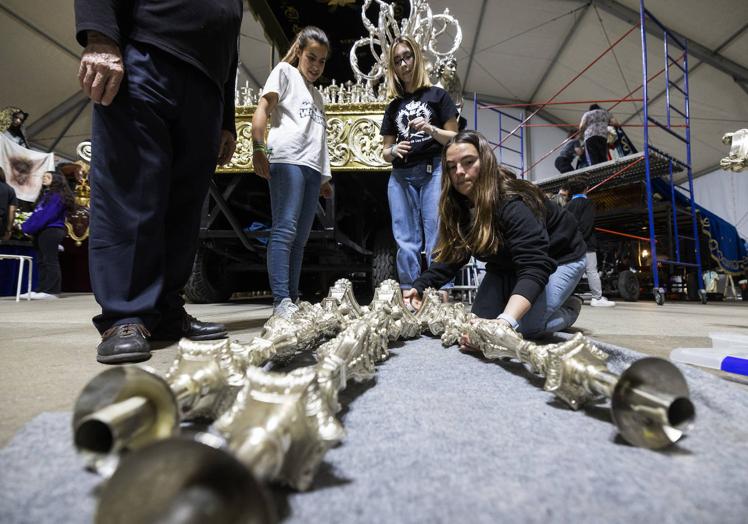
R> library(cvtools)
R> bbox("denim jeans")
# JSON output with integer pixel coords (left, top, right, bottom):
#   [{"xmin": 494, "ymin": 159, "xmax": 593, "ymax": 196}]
[
  {"xmin": 388, "ymin": 158, "xmax": 442, "ymax": 289},
  {"xmin": 268, "ymin": 163, "xmax": 321, "ymax": 305},
  {"xmin": 585, "ymin": 251, "xmax": 603, "ymax": 299},
  {"xmin": 518, "ymin": 256, "xmax": 586, "ymax": 337}
]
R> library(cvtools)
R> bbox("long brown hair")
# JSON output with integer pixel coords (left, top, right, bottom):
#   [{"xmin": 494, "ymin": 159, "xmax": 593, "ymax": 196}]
[
  {"xmin": 433, "ymin": 131, "xmax": 547, "ymax": 264},
  {"xmin": 282, "ymin": 26, "xmax": 330, "ymax": 66},
  {"xmin": 385, "ymin": 36, "xmax": 432, "ymax": 99},
  {"xmin": 36, "ymin": 169, "xmax": 75, "ymax": 213}
]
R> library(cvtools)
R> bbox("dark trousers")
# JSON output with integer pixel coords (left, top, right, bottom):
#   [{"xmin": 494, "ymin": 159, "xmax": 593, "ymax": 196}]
[
  {"xmin": 554, "ymin": 156, "xmax": 575, "ymax": 173},
  {"xmin": 584, "ymin": 136, "xmax": 609, "ymax": 165},
  {"xmin": 34, "ymin": 227, "xmax": 65, "ymax": 294},
  {"xmin": 89, "ymin": 42, "xmax": 223, "ymax": 334}
]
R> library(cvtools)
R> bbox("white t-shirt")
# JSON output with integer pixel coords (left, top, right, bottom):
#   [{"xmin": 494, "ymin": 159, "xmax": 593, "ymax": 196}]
[{"xmin": 262, "ymin": 62, "xmax": 331, "ymax": 182}]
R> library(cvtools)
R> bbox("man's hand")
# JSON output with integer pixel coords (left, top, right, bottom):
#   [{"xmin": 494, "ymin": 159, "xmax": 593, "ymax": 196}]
[
  {"xmin": 78, "ymin": 32, "xmax": 124, "ymax": 106},
  {"xmin": 217, "ymin": 130, "xmax": 237, "ymax": 165},
  {"xmin": 320, "ymin": 181, "xmax": 333, "ymax": 199},
  {"xmin": 402, "ymin": 288, "xmax": 422, "ymax": 311}
]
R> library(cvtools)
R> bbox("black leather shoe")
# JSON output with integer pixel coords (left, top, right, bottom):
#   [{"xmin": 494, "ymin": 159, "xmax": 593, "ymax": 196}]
[
  {"xmin": 151, "ymin": 314, "xmax": 228, "ymax": 342},
  {"xmin": 97, "ymin": 324, "xmax": 151, "ymax": 364}
]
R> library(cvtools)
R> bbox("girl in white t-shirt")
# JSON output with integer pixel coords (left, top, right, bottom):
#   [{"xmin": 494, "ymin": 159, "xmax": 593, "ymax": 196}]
[{"xmin": 252, "ymin": 26, "xmax": 333, "ymax": 319}]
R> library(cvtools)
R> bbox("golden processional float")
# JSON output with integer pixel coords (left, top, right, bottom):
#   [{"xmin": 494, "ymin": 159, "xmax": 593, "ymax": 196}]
[{"xmin": 70, "ymin": 1, "xmax": 695, "ymax": 522}]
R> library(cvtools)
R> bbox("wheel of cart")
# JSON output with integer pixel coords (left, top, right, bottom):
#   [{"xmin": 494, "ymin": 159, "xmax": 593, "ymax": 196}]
[
  {"xmin": 616, "ymin": 270, "xmax": 640, "ymax": 302},
  {"xmin": 653, "ymin": 287, "xmax": 666, "ymax": 306}
]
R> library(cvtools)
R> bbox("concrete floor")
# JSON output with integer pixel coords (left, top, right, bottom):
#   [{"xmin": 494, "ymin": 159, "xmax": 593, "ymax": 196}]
[{"xmin": 1, "ymin": 293, "xmax": 747, "ymax": 447}]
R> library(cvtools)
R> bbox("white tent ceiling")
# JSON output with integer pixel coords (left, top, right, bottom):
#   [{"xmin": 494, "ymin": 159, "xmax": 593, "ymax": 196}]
[{"xmin": 1, "ymin": 0, "xmax": 746, "ymax": 179}]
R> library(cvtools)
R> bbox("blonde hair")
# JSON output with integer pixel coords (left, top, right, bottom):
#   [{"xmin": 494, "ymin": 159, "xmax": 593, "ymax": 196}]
[
  {"xmin": 433, "ymin": 131, "xmax": 547, "ymax": 264},
  {"xmin": 385, "ymin": 36, "xmax": 432, "ymax": 99},
  {"xmin": 282, "ymin": 26, "xmax": 330, "ymax": 66}
]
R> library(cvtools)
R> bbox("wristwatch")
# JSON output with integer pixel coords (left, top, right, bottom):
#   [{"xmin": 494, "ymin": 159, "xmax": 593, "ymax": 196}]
[{"xmin": 497, "ymin": 313, "xmax": 519, "ymax": 330}]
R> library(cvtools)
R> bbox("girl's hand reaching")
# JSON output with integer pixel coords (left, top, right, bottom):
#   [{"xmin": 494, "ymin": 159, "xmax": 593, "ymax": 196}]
[{"xmin": 402, "ymin": 288, "xmax": 422, "ymax": 311}]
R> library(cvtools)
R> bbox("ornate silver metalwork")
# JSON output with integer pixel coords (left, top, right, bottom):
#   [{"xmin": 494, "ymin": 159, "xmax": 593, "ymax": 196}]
[
  {"xmin": 720, "ymin": 129, "xmax": 748, "ymax": 172},
  {"xmin": 76, "ymin": 140, "xmax": 92, "ymax": 163},
  {"xmin": 93, "ymin": 280, "xmax": 436, "ymax": 520},
  {"xmin": 434, "ymin": 317, "xmax": 695, "ymax": 450},
  {"xmin": 86, "ymin": 282, "xmax": 697, "ymax": 523},
  {"xmin": 434, "ymin": 56, "xmax": 463, "ymax": 113},
  {"xmin": 73, "ymin": 280, "xmax": 358, "ymax": 474},
  {"xmin": 350, "ymin": 0, "xmax": 463, "ymax": 85}
]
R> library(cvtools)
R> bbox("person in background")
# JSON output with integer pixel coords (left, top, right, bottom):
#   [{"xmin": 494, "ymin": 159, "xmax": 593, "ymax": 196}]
[
  {"xmin": 579, "ymin": 104, "xmax": 620, "ymax": 165},
  {"xmin": 20, "ymin": 170, "xmax": 75, "ymax": 299},
  {"xmin": 0, "ymin": 167, "xmax": 17, "ymax": 241},
  {"xmin": 565, "ymin": 177, "xmax": 616, "ymax": 307},
  {"xmin": 380, "ymin": 35, "xmax": 459, "ymax": 300},
  {"xmin": 404, "ymin": 130, "xmax": 587, "ymax": 342},
  {"xmin": 251, "ymin": 26, "xmax": 333, "ymax": 319},
  {"xmin": 554, "ymin": 134, "xmax": 584, "ymax": 174},
  {"xmin": 549, "ymin": 182, "xmax": 570, "ymax": 208},
  {"xmin": 3, "ymin": 109, "xmax": 30, "ymax": 148},
  {"xmin": 75, "ymin": 0, "xmax": 241, "ymax": 364}
]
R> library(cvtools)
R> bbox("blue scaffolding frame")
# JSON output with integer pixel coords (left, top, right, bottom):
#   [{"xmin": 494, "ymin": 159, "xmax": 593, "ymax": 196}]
[
  {"xmin": 472, "ymin": 94, "xmax": 525, "ymax": 177},
  {"xmin": 639, "ymin": 0, "xmax": 705, "ymax": 304}
]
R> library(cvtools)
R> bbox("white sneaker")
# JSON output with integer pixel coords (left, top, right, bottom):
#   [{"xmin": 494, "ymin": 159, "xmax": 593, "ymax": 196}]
[
  {"xmin": 31, "ymin": 292, "xmax": 59, "ymax": 300},
  {"xmin": 590, "ymin": 296, "xmax": 615, "ymax": 307},
  {"xmin": 273, "ymin": 297, "xmax": 299, "ymax": 319},
  {"xmin": 18, "ymin": 291, "xmax": 33, "ymax": 299}
]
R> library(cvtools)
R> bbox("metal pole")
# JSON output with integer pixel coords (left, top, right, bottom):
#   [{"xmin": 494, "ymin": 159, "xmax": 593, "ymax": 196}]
[
  {"xmin": 640, "ymin": 0, "xmax": 661, "ymax": 296},
  {"xmin": 664, "ymin": 34, "xmax": 671, "ymax": 127},
  {"xmin": 520, "ymin": 110, "xmax": 526, "ymax": 178},
  {"xmin": 668, "ymin": 159, "xmax": 681, "ymax": 263},
  {"xmin": 683, "ymin": 41, "xmax": 705, "ymax": 297},
  {"xmin": 473, "ymin": 92, "xmax": 478, "ymax": 130},
  {"xmin": 498, "ymin": 112, "xmax": 503, "ymax": 165}
]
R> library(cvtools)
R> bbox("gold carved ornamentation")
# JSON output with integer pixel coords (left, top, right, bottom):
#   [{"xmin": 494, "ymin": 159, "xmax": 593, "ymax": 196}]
[{"xmin": 217, "ymin": 103, "xmax": 389, "ymax": 174}]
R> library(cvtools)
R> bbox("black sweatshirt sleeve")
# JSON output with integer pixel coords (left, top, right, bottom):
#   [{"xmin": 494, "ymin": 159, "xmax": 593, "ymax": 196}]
[
  {"xmin": 501, "ymin": 200, "xmax": 557, "ymax": 303},
  {"xmin": 75, "ymin": 0, "xmax": 134, "ymax": 47},
  {"xmin": 412, "ymin": 257, "xmax": 468, "ymax": 295},
  {"xmin": 221, "ymin": 42, "xmax": 239, "ymax": 136}
]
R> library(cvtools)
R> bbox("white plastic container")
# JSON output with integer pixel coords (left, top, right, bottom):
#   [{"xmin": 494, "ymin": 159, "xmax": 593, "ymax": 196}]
[
  {"xmin": 709, "ymin": 332, "xmax": 748, "ymax": 353},
  {"xmin": 670, "ymin": 347, "xmax": 748, "ymax": 376}
]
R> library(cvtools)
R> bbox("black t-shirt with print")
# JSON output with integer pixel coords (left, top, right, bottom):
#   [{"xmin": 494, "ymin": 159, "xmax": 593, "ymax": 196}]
[{"xmin": 380, "ymin": 86, "xmax": 458, "ymax": 168}]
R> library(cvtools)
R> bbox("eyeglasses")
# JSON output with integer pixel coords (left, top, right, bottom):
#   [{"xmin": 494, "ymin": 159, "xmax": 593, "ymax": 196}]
[{"xmin": 393, "ymin": 52, "xmax": 414, "ymax": 66}]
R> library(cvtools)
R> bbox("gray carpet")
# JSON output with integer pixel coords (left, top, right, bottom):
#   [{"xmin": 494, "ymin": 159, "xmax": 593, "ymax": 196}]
[{"xmin": 1, "ymin": 336, "xmax": 747, "ymax": 524}]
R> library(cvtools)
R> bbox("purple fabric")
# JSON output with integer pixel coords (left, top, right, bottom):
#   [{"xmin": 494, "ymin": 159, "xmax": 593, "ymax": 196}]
[{"xmin": 21, "ymin": 193, "xmax": 66, "ymax": 235}]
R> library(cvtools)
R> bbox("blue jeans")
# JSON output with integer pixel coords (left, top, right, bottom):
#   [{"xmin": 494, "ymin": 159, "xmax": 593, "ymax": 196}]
[
  {"xmin": 388, "ymin": 158, "xmax": 443, "ymax": 289},
  {"xmin": 268, "ymin": 163, "xmax": 321, "ymax": 305},
  {"xmin": 518, "ymin": 257, "xmax": 586, "ymax": 337}
]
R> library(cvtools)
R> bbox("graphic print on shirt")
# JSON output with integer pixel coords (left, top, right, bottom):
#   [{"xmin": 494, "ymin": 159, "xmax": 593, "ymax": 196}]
[
  {"xmin": 396, "ymin": 100, "xmax": 433, "ymax": 144},
  {"xmin": 299, "ymin": 99, "xmax": 326, "ymax": 127}
]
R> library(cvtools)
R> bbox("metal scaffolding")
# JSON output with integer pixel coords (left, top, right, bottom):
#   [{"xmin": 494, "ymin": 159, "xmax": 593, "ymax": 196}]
[{"xmin": 483, "ymin": 0, "xmax": 706, "ymax": 305}]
